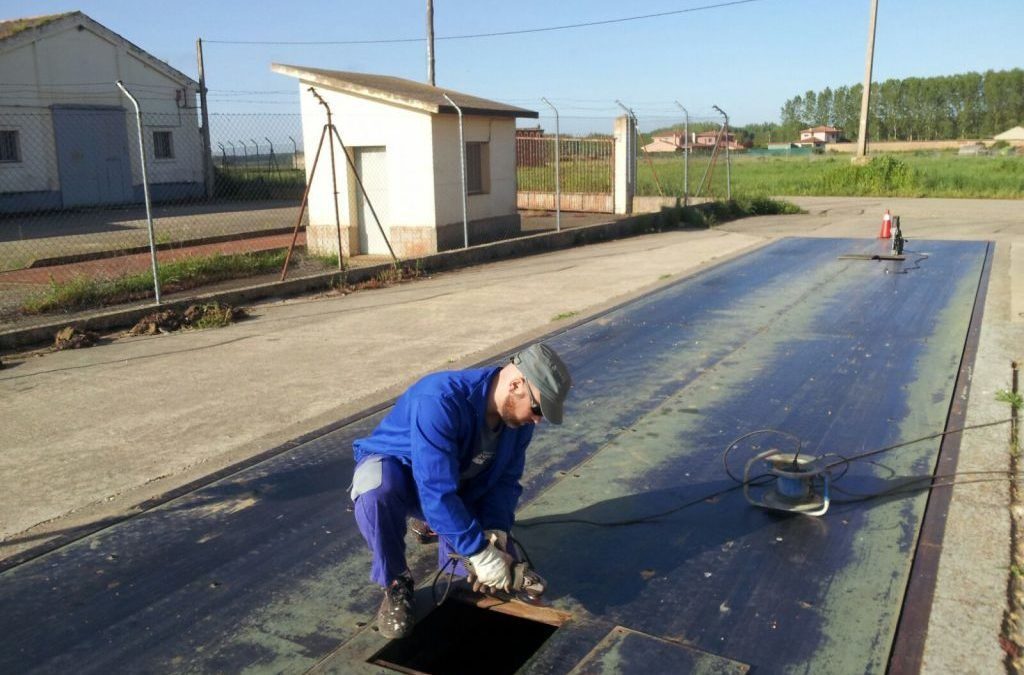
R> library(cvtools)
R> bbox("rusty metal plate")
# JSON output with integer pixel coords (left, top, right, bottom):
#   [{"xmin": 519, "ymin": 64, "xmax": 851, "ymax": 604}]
[{"xmin": 568, "ymin": 626, "xmax": 749, "ymax": 675}]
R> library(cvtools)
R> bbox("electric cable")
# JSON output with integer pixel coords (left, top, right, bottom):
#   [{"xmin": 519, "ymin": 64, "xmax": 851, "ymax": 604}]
[
  {"xmin": 516, "ymin": 417, "xmax": 1015, "ymax": 529},
  {"xmin": 829, "ymin": 469, "xmax": 1021, "ymax": 504},
  {"xmin": 888, "ymin": 249, "xmax": 929, "ymax": 275},
  {"xmin": 430, "ymin": 555, "xmax": 460, "ymax": 607},
  {"xmin": 721, "ymin": 428, "xmax": 802, "ymax": 483},
  {"xmin": 429, "ymin": 420, "xmax": 1015, "ymax": 606},
  {"xmin": 428, "ymin": 533, "xmax": 534, "ymax": 607},
  {"xmin": 204, "ymin": 0, "xmax": 764, "ymax": 45}
]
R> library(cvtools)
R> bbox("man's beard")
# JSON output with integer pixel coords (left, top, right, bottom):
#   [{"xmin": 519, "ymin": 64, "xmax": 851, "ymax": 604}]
[{"xmin": 499, "ymin": 394, "xmax": 520, "ymax": 428}]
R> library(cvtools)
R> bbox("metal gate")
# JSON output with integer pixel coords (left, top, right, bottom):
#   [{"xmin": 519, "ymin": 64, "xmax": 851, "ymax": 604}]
[
  {"xmin": 52, "ymin": 107, "xmax": 133, "ymax": 207},
  {"xmin": 516, "ymin": 136, "xmax": 614, "ymax": 213}
]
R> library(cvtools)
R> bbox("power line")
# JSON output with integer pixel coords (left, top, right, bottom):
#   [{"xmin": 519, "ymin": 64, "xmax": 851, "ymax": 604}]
[{"xmin": 205, "ymin": 0, "xmax": 763, "ymax": 45}]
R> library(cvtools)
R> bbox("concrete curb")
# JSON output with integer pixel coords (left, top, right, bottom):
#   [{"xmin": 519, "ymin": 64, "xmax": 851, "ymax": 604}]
[{"xmin": 0, "ymin": 210, "xmax": 682, "ymax": 352}]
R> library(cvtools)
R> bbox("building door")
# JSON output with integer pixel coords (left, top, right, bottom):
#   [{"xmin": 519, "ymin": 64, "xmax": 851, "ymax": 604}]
[
  {"xmin": 52, "ymin": 107, "xmax": 134, "ymax": 207},
  {"xmin": 354, "ymin": 147, "xmax": 389, "ymax": 255}
]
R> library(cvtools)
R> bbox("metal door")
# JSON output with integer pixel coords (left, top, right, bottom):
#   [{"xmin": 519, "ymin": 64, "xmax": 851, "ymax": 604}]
[
  {"xmin": 52, "ymin": 107, "xmax": 134, "ymax": 207},
  {"xmin": 354, "ymin": 147, "xmax": 389, "ymax": 255}
]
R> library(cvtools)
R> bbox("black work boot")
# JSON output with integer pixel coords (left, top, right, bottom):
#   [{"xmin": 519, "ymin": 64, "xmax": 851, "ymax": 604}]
[
  {"xmin": 408, "ymin": 518, "xmax": 437, "ymax": 543},
  {"xmin": 377, "ymin": 573, "xmax": 415, "ymax": 639}
]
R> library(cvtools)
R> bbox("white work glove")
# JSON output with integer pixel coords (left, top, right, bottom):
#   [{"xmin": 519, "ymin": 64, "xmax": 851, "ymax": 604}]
[{"xmin": 467, "ymin": 539, "xmax": 513, "ymax": 594}]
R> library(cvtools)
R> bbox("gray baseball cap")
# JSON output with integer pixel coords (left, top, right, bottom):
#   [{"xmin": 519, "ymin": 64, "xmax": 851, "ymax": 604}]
[{"xmin": 511, "ymin": 343, "xmax": 572, "ymax": 424}]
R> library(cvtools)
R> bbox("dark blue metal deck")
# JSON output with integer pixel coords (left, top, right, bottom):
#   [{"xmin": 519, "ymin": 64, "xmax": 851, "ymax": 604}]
[{"xmin": 0, "ymin": 237, "xmax": 991, "ymax": 673}]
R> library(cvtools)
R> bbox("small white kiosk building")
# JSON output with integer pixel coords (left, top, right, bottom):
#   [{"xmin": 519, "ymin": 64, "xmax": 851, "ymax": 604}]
[{"xmin": 272, "ymin": 64, "xmax": 539, "ymax": 259}]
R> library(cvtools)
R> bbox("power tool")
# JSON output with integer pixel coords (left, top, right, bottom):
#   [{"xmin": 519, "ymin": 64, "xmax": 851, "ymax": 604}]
[
  {"xmin": 891, "ymin": 215, "xmax": 906, "ymax": 255},
  {"xmin": 453, "ymin": 546, "xmax": 547, "ymax": 604}
]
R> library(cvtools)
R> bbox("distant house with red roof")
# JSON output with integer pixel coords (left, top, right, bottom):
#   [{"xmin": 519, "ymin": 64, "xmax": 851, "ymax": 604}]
[{"xmin": 795, "ymin": 126, "xmax": 843, "ymax": 147}]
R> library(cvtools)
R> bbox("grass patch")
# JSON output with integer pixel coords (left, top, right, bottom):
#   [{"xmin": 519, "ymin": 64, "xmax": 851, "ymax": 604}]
[
  {"xmin": 635, "ymin": 151, "xmax": 1024, "ymax": 199},
  {"xmin": 551, "ymin": 311, "xmax": 579, "ymax": 321},
  {"xmin": 651, "ymin": 196, "xmax": 801, "ymax": 230},
  {"xmin": 997, "ymin": 389, "xmax": 1023, "ymax": 410},
  {"xmin": 22, "ymin": 250, "xmax": 286, "ymax": 314},
  {"xmin": 214, "ymin": 166, "xmax": 305, "ymax": 201}
]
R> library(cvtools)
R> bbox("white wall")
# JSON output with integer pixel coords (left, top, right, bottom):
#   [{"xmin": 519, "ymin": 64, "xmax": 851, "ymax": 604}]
[
  {"xmin": 430, "ymin": 115, "xmax": 518, "ymax": 227},
  {"xmin": 0, "ymin": 21, "xmax": 201, "ymax": 193},
  {"xmin": 298, "ymin": 85, "xmax": 436, "ymax": 231}
]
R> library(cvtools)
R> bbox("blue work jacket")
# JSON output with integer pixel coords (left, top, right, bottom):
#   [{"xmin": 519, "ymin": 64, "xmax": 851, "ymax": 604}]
[{"xmin": 353, "ymin": 367, "xmax": 534, "ymax": 556}]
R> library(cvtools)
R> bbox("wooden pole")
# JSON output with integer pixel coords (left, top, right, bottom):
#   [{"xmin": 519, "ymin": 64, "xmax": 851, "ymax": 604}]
[{"xmin": 856, "ymin": 0, "xmax": 879, "ymax": 159}]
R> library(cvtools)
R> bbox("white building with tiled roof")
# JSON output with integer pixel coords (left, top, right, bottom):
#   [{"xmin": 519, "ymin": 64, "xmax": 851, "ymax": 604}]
[
  {"xmin": 0, "ymin": 12, "xmax": 203, "ymax": 213},
  {"xmin": 273, "ymin": 64, "xmax": 538, "ymax": 258},
  {"xmin": 797, "ymin": 126, "xmax": 843, "ymax": 145}
]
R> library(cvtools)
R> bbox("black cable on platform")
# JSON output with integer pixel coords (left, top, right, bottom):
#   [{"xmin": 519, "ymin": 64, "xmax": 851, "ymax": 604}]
[{"xmin": 516, "ymin": 417, "xmax": 1015, "ymax": 530}]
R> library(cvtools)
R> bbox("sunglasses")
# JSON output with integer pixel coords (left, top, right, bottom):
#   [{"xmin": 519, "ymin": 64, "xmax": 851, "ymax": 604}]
[{"xmin": 523, "ymin": 379, "xmax": 543, "ymax": 417}]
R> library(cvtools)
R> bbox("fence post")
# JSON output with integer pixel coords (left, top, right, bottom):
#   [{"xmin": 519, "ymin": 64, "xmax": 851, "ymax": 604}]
[
  {"xmin": 541, "ymin": 97, "xmax": 560, "ymax": 232},
  {"xmin": 115, "ymin": 80, "xmax": 162, "ymax": 305},
  {"xmin": 674, "ymin": 101, "xmax": 689, "ymax": 205},
  {"xmin": 613, "ymin": 115, "xmax": 635, "ymax": 214},
  {"xmin": 713, "ymin": 105, "xmax": 732, "ymax": 199},
  {"xmin": 443, "ymin": 93, "xmax": 469, "ymax": 248}
]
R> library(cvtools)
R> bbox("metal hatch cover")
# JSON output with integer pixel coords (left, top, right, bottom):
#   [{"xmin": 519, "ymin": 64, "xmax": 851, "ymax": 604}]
[{"xmin": 567, "ymin": 626, "xmax": 750, "ymax": 674}]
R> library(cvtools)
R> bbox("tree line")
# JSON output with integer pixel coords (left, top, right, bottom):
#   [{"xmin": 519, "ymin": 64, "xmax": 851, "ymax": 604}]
[{"xmin": 779, "ymin": 69, "xmax": 1024, "ymax": 143}]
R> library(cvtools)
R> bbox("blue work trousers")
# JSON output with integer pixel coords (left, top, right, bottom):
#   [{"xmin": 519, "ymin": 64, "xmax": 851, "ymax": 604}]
[{"xmin": 352, "ymin": 455, "xmax": 471, "ymax": 587}]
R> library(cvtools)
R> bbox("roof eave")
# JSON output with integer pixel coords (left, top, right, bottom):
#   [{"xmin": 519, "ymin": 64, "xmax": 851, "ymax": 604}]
[
  {"xmin": 272, "ymin": 63, "xmax": 539, "ymax": 119},
  {"xmin": 0, "ymin": 11, "xmax": 197, "ymax": 88}
]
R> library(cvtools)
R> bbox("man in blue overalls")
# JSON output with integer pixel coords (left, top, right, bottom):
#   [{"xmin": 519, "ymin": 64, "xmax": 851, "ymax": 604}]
[{"xmin": 349, "ymin": 342, "xmax": 572, "ymax": 638}]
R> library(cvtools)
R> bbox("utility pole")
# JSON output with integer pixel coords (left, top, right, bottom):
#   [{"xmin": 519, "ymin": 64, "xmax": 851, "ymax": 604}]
[
  {"xmin": 426, "ymin": 0, "xmax": 435, "ymax": 85},
  {"xmin": 856, "ymin": 0, "xmax": 879, "ymax": 160},
  {"xmin": 196, "ymin": 38, "xmax": 214, "ymax": 199}
]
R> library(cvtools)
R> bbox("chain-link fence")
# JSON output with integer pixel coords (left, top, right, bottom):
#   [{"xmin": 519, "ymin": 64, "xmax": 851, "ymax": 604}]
[
  {"xmin": 516, "ymin": 134, "xmax": 614, "ymax": 212},
  {"xmin": 0, "ymin": 110, "xmax": 347, "ymax": 333},
  {"xmin": 2, "ymin": 104, "xmax": 727, "ymax": 336}
]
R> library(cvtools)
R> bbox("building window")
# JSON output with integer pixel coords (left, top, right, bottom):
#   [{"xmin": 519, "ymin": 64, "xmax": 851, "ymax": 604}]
[
  {"xmin": 0, "ymin": 130, "xmax": 20, "ymax": 163},
  {"xmin": 153, "ymin": 131, "xmax": 174, "ymax": 159},
  {"xmin": 465, "ymin": 141, "xmax": 489, "ymax": 195}
]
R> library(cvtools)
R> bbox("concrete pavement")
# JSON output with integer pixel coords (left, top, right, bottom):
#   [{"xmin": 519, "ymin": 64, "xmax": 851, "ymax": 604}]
[{"xmin": 1, "ymin": 196, "xmax": 1021, "ymax": 671}]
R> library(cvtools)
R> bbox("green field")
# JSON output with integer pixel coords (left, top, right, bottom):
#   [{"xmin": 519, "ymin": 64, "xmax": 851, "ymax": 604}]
[
  {"xmin": 214, "ymin": 166, "xmax": 305, "ymax": 200},
  {"xmin": 635, "ymin": 151, "xmax": 1024, "ymax": 199}
]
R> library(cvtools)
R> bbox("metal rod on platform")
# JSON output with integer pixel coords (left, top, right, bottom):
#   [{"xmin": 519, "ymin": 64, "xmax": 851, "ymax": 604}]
[
  {"xmin": 1013, "ymin": 361, "xmax": 1020, "ymax": 452},
  {"xmin": 116, "ymin": 80, "xmax": 161, "ymax": 305}
]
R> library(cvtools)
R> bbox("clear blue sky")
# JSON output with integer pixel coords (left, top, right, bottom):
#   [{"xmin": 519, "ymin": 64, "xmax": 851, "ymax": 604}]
[{"xmin": 4, "ymin": 0, "xmax": 1023, "ymax": 134}]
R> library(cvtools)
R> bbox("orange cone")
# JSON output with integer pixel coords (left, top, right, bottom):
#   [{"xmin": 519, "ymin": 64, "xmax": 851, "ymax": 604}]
[{"xmin": 879, "ymin": 209, "xmax": 892, "ymax": 239}]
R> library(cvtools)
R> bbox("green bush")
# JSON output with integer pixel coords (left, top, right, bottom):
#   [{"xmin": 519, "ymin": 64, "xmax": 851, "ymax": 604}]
[
  {"xmin": 652, "ymin": 197, "xmax": 801, "ymax": 230},
  {"xmin": 819, "ymin": 156, "xmax": 916, "ymax": 195}
]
